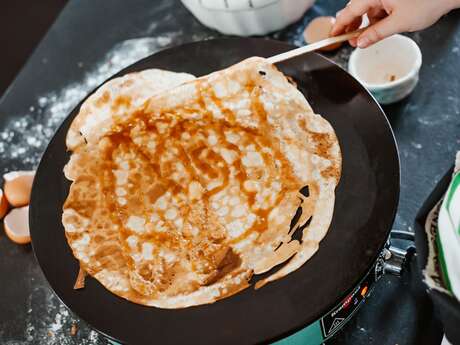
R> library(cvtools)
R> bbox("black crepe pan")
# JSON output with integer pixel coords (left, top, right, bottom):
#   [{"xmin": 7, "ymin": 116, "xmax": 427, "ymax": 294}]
[{"xmin": 30, "ymin": 38, "xmax": 400, "ymax": 345}]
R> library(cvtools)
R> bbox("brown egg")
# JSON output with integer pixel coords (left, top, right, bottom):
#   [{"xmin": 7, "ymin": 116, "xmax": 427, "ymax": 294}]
[
  {"xmin": 3, "ymin": 171, "xmax": 35, "ymax": 207},
  {"xmin": 303, "ymin": 16, "xmax": 342, "ymax": 52},
  {"xmin": 4, "ymin": 206, "xmax": 30, "ymax": 244},
  {"xmin": 0, "ymin": 188, "xmax": 8, "ymax": 219}
]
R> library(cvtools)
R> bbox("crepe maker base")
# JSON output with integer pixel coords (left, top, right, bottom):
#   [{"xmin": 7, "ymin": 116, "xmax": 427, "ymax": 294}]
[{"xmin": 30, "ymin": 38, "xmax": 400, "ymax": 345}]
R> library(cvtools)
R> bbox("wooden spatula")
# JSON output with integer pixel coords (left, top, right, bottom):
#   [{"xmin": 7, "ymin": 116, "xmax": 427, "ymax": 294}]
[{"xmin": 267, "ymin": 28, "xmax": 365, "ymax": 64}]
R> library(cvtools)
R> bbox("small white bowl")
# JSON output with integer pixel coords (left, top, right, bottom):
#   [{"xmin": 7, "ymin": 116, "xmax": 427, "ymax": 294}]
[{"xmin": 348, "ymin": 34, "xmax": 422, "ymax": 104}]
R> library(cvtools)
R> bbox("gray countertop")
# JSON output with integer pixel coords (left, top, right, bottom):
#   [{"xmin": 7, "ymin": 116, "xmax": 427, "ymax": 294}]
[{"xmin": 0, "ymin": 0, "xmax": 458, "ymax": 344}]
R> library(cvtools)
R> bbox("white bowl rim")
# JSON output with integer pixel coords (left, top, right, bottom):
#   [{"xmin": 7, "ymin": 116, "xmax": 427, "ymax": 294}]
[
  {"xmin": 348, "ymin": 34, "xmax": 422, "ymax": 90},
  {"xmin": 181, "ymin": 0, "xmax": 314, "ymax": 13}
]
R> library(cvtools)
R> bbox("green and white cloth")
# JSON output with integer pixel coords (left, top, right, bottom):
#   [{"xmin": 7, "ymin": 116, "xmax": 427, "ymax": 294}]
[
  {"xmin": 437, "ymin": 152, "xmax": 460, "ymax": 300},
  {"xmin": 424, "ymin": 152, "xmax": 460, "ymax": 301}
]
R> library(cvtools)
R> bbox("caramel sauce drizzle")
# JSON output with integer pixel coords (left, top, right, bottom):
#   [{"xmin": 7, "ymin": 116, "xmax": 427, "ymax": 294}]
[{"xmin": 94, "ymin": 76, "xmax": 311, "ymax": 289}]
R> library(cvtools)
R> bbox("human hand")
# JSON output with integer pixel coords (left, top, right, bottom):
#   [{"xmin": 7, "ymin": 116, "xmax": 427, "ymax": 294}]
[{"xmin": 331, "ymin": 0, "xmax": 460, "ymax": 48}]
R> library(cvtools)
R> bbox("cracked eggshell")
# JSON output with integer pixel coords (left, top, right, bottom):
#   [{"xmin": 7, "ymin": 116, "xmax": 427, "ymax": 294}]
[
  {"xmin": 3, "ymin": 171, "xmax": 35, "ymax": 207},
  {"xmin": 0, "ymin": 189, "xmax": 8, "ymax": 219},
  {"xmin": 4, "ymin": 206, "xmax": 30, "ymax": 244},
  {"xmin": 303, "ymin": 16, "xmax": 342, "ymax": 52}
]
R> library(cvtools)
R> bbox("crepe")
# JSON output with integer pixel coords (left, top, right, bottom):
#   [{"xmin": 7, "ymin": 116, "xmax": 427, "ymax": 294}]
[{"xmin": 62, "ymin": 57, "xmax": 341, "ymax": 308}]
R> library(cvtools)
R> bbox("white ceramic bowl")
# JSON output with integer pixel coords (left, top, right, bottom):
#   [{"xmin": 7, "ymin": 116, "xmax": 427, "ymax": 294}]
[
  {"xmin": 181, "ymin": 0, "xmax": 316, "ymax": 36},
  {"xmin": 348, "ymin": 34, "xmax": 422, "ymax": 104}
]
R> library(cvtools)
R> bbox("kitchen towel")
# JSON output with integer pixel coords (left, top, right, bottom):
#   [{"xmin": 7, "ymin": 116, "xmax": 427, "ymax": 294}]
[{"xmin": 415, "ymin": 151, "xmax": 460, "ymax": 344}]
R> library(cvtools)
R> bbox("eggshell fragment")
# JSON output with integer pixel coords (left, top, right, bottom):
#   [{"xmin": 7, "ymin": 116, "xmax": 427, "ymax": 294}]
[
  {"xmin": 0, "ymin": 189, "xmax": 8, "ymax": 219},
  {"xmin": 3, "ymin": 171, "xmax": 35, "ymax": 207},
  {"xmin": 4, "ymin": 206, "xmax": 30, "ymax": 244},
  {"xmin": 303, "ymin": 16, "xmax": 342, "ymax": 52}
]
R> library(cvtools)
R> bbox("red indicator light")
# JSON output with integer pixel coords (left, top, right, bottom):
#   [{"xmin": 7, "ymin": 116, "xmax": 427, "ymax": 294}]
[{"xmin": 343, "ymin": 295, "xmax": 353, "ymax": 309}]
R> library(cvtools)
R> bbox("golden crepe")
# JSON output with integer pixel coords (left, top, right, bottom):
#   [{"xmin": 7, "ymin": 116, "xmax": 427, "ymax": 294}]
[{"xmin": 62, "ymin": 57, "xmax": 341, "ymax": 308}]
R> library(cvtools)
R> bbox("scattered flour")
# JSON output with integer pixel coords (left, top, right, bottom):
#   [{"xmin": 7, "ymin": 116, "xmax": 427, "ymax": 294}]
[
  {"xmin": 0, "ymin": 35, "xmax": 182, "ymax": 174},
  {"xmin": 411, "ymin": 142, "xmax": 423, "ymax": 150},
  {"xmin": 417, "ymin": 113, "xmax": 453, "ymax": 126},
  {"xmin": 23, "ymin": 283, "xmax": 105, "ymax": 345}
]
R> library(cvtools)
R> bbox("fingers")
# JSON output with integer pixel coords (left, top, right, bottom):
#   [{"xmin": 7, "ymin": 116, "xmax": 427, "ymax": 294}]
[
  {"xmin": 345, "ymin": 16, "xmax": 363, "ymax": 47},
  {"xmin": 357, "ymin": 14, "xmax": 403, "ymax": 48},
  {"xmin": 349, "ymin": 37, "xmax": 359, "ymax": 47},
  {"xmin": 367, "ymin": 7, "xmax": 387, "ymax": 23},
  {"xmin": 353, "ymin": 8, "xmax": 388, "ymax": 46},
  {"xmin": 345, "ymin": 16, "xmax": 363, "ymax": 33},
  {"xmin": 331, "ymin": 0, "xmax": 378, "ymax": 35}
]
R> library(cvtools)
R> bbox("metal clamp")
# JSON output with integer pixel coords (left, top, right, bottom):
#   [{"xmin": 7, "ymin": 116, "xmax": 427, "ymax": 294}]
[{"xmin": 383, "ymin": 230, "xmax": 416, "ymax": 276}]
